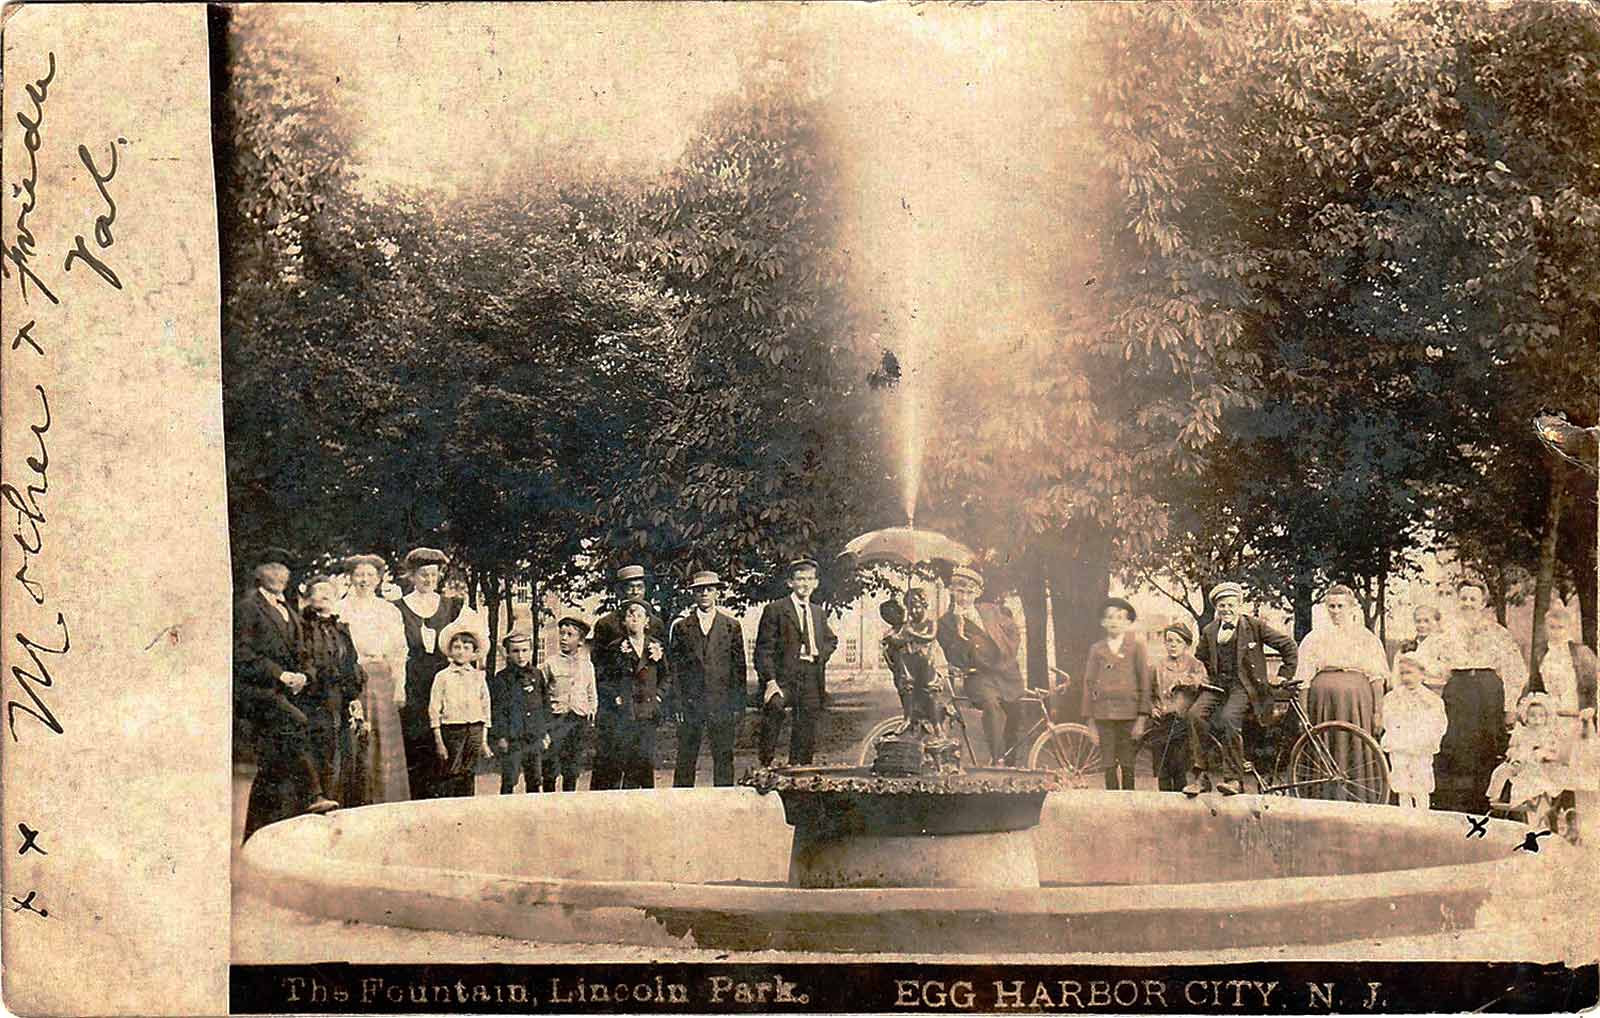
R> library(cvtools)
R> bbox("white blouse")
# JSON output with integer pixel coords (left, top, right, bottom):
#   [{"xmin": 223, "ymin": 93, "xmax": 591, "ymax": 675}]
[
  {"xmin": 338, "ymin": 593, "xmax": 408, "ymax": 664},
  {"xmin": 1414, "ymin": 619, "xmax": 1529, "ymax": 711},
  {"xmin": 1295, "ymin": 622, "xmax": 1390, "ymax": 685}
]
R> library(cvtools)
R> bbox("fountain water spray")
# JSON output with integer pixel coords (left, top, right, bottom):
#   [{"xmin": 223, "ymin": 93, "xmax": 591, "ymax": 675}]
[{"xmin": 900, "ymin": 330, "xmax": 924, "ymax": 528}]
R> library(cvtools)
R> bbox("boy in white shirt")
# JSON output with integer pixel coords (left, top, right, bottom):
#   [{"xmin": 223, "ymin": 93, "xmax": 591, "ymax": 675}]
[
  {"xmin": 429, "ymin": 618, "xmax": 493, "ymax": 797},
  {"xmin": 540, "ymin": 611, "xmax": 598, "ymax": 791}
]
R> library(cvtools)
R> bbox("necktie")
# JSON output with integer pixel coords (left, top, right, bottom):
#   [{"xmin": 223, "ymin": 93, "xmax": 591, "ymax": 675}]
[{"xmin": 798, "ymin": 602, "xmax": 813, "ymax": 660}]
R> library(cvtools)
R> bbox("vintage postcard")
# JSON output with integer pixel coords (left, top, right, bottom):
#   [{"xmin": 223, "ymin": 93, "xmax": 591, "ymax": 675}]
[{"xmin": 2, "ymin": 2, "xmax": 1597, "ymax": 1014}]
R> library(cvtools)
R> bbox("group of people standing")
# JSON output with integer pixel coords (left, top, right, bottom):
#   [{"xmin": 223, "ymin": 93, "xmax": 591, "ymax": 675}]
[
  {"xmin": 236, "ymin": 548, "xmax": 855, "ymax": 837},
  {"xmin": 237, "ymin": 539, "xmax": 1597, "ymax": 838},
  {"xmin": 1079, "ymin": 577, "xmax": 1597, "ymax": 818}
]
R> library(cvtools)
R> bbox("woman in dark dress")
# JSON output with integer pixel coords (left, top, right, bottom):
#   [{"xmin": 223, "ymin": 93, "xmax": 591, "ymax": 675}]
[{"xmin": 395, "ymin": 546, "xmax": 463, "ymax": 800}]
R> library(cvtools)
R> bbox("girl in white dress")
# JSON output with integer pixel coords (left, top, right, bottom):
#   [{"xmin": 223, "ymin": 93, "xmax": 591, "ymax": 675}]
[
  {"xmin": 1381, "ymin": 653, "xmax": 1448, "ymax": 809},
  {"xmin": 1486, "ymin": 693, "xmax": 1567, "ymax": 830},
  {"xmin": 339, "ymin": 554, "xmax": 410, "ymax": 803}
]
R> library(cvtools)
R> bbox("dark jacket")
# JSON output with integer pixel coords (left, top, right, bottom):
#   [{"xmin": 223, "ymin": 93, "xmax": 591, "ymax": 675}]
[
  {"xmin": 1080, "ymin": 636, "xmax": 1154, "ymax": 721},
  {"xmin": 754, "ymin": 597, "xmax": 837, "ymax": 700},
  {"xmin": 297, "ymin": 608, "xmax": 366, "ymax": 722},
  {"xmin": 937, "ymin": 603, "xmax": 1025, "ymax": 702},
  {"xmin": 489, "ymin": 662, "xmax": 551, "ymax": 744},
  {"xmin": 397, "ymin": 594, "xmax": 464, "ymax": 730},
  {"xmin": 597, "ymin": 636, "xmax": 667, "ymax": 723},
  {"xmin": 1195, "ymin": 615, "xmax": 1299, "ymax": 721},
  {"xmin": 667, "ymin": 610, "xmax": 748, "ymax": 717},
  {"xmin": 234, "ymin": 588, "xmax": 303, "ymax": 718},
  {"xmin": 591, "ymin": 605, "xmax": 666, "ymax": 651}
]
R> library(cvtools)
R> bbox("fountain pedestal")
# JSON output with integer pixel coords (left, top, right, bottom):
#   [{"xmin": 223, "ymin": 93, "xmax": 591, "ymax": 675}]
[{"xmin": 744, "ymin": 767, "xmax": 1058, "ymax": 889}]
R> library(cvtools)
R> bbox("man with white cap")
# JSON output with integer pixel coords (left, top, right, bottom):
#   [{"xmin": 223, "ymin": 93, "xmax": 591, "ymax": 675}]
[
  {"xmin": 667, "ymin": 571, "xmax": 749, "ymax": 786},
  {"xmin": 1186, "ymin": 580, "xmax": 1298, "ymax": 794},
  {"xmin": 937, "ymin": 565, "xmax": 1025, "ymax": 765},
  {"xmin": 590, "ymin": 564, "xmax": 665, "ymax": 650}
]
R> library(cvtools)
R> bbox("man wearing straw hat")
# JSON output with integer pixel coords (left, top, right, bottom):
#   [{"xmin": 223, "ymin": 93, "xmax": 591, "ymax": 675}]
[
  {"xmin": 667, "ymin": 571, "xmax": 749, "ymax": 786},
  {"xmin": 590, "ymin": 564, "xmax": 666, "ymax": 651}
]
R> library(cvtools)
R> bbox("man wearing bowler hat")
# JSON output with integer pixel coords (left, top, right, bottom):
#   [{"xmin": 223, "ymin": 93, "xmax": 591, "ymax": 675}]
[
  {"xmin": 590, "ymin": 564, "xmax": 666, "ymax": 650},
  {"xmin": 667, "ymin": 571, "xmax": 749, "ymax": 786},
  {"xmin": 237, "ymin": 549, "xmax": 339, "ymax": 840},
  {"xmin": 755, "ymin": 557, "xmax": 838, "ymax": 766}
]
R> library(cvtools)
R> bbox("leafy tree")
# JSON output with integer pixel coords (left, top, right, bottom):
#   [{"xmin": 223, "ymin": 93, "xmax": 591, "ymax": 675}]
[{"xmin": 601, "ymin": 84, "xmax": 893, "ymax": 615}]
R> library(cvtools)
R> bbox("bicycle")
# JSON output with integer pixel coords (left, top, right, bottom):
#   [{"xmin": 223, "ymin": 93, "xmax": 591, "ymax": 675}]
[
  {"xmin": 1188, "ymin": 677, "xmax": 1390, "ymax": 803},
  {"xmin": 857, "ymin": 666, "xmax": 1103, "ymax": 787}
]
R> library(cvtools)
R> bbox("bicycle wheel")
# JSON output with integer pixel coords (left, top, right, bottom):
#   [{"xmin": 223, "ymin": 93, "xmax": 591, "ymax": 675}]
[
  {"xmin": 1027, "ymin": 723, "xmax": 1101, "ymax": 789},
  {"xmin": 1287, "ymin": 721, "xmax": 1390, "ymax": 804},
  {"xmin": 857, "ymin": 716, "xmax": 909, "ymax": 767}
]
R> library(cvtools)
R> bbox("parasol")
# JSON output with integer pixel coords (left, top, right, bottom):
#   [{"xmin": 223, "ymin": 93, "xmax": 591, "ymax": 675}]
[{"xmin": 837, "ymin": 526, "xmax": 975, "ymax": 568}]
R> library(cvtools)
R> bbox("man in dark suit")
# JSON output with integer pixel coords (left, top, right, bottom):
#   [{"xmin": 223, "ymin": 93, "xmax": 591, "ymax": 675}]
[
  {"xmin": 667, "ymin": 571, "xmax": 749, "ymax": 786},
  {"xmin": 590, "ymin": 564, "xmax": 666, "ymax": 650},
  {"xmin": 937, "ymin": 565, "xmax": 1025, "ymax": 764},
  {"xmin": 755, "ymin": 558, "xmax": 838, "ymax": 766},
  {"xmin": 1185, "ymin": 580, "xmax": 1298, "ymax": 795},
  {"xmin": 237, "ymin": 555, "xmax": 338, "ymax": 840}
]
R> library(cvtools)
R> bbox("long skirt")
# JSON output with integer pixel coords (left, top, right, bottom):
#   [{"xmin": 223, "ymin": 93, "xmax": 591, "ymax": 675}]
[
  {"xmin": 1435, "ymin": 668, "xmax": 1508, "ymax": 815},
  {"xmin": 1307, "ymin": 669, "xmax": 1381, "ymax": 802},
  {"xmin": 356, "ymin": 657, "xmax": 410, "ymax": 804}
]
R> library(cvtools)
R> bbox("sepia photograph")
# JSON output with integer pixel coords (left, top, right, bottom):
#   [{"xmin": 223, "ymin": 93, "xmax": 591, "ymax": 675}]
[{"xmin": 24, "ymin": 0, "xmax": 1596, "ymax": 1010}]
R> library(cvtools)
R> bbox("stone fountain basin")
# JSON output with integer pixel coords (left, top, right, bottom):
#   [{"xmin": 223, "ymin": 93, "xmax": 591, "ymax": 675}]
[{"xmin": 237, "ymin": 788, "xmax": 1545, "ymax": 955}]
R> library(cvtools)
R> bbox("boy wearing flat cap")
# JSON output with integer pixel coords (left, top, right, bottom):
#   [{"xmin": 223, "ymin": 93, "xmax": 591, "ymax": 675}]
[
  {"xmin": 539, "ymin": 611, "xmax": 597, "ymax": 791},
  {"xmin": 755, "ymin": 557, "xmax": 837, "ymax": 767},
  {"xmin": 667, "ymin": 571, "xmax": 749, "ymax": 786},
  {"xmin": 594, "ymin": 599, "xmax": 668, "ymax": 789},
  {"xmin": 1150, "ymin": 622, "xmax": 1208, "ymax": 791},
  {"xmin": 489, "ymin": 630, "xmax": 552, "ymax": 794}
]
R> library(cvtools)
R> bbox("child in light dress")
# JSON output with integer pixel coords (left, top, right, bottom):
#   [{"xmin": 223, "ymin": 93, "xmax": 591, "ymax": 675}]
[
  {"xmin": 1381, "ymin": 653, "xmax": 1448, "ymax": 809},
  {"xmin": 1485, "ymin": 692, "xmax": 1567, "ymax": 830}
]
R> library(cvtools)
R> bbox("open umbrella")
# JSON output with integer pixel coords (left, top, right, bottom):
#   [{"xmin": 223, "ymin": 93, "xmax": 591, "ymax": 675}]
[{"xmin": 837, "ymin": 526, "xmax": 975, "ymax": 569}]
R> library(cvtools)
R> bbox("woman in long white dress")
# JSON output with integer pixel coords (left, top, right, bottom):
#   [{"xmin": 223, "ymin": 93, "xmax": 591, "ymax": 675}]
[{"xmin": 339, "ymin": 554, "xmax": 410, "ymax": 804}]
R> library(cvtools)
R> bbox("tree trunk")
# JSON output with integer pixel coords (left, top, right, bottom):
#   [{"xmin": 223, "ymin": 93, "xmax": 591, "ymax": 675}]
[
  {"xmin": 484, "ymin": 570, "xmax": 503, "ymax": 679},
  {"xmin": 1045, "ymin": 524, "xmax": 1112, "ymax": 718},
  {"xmin": 1377, "ymin": 564, "xmax": 1389, "ymax": 647},
  {"xmin": 526, "ymin": 577, "xmax": 541, "ymax": 665},
  {"xmin": 1019, "ymin": 553, "xmax": 1049, "ymax": 691},
  {"xmin": 1292, "ymin": 573, "xmax": 1314, "ymax": 643},
  {"xmin": 1484, "ymin": 564, "xmax": 1508, "ymax": 627},
  {"xmin": 1577, "ymin": 542, "xmax": 1598, "ymax": 650},
  {"xmin": 1530, "ymin": 465, "xmax": 1569, "ymax": 687}
]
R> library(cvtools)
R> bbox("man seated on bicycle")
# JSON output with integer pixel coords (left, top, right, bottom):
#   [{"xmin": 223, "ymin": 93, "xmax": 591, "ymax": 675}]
[
  {"xmin": 1185, "ymin": 581, "xmax": 1299, "ymax": 795},
  {"xmin": 937, "ymin": 565, "xmax": 1025, "ymax": 766}
]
